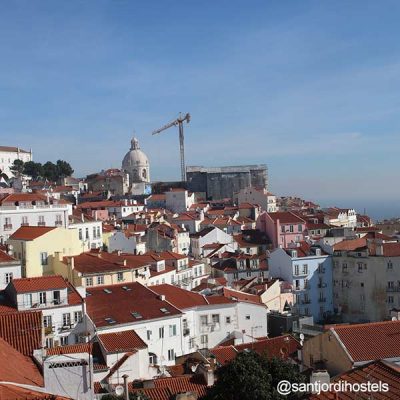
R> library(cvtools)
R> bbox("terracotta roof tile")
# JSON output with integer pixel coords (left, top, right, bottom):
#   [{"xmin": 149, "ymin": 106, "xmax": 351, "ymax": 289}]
[
  {"xmin": 211, "ymin": 345, "xmax": 238, "ymax": 365},
  {"xmin": 332, "ymin": 320, "xmax": 400, "ymax": 362},
  {"xmin": 11, "ymin": 275, "xmax": 69, "ymax": 293},
  {"xmin": 46, "ymin": 343, "xmax": 91, "ymax": 356},
  {"xmin": 9, "ymin": 226, "xmax": 57, "ymax": 241},
  {"xmin": 98, "ymin": 330, "xmax": 147, "ymax": 353},
  {"xmin": 267, "ymin": 211, "xmax": 306, "ymax": 224},
  {"xmin": 153, "ymin": 375, "xmax": 208, "ymax": 398},
  {"xmin": 333, "ymin": 238, "xmax": 368, "ymax": 251},
  {"xmin": 0, "ymin": 384, "xmax": 69, "ymax": 400},
  {"xmin": 0, "ymin": 311, "xmax": 42, "ymax": 355},
  {"xmin": 0, "ymin": 249, "xmax": 17, "ymax": 263}
]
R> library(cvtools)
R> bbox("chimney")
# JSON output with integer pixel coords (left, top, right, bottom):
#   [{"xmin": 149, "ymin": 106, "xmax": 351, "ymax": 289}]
[
  {"xmin": 158, "ymin": 294, "xmax": 166, "ymax": 301},
  {"xmin": 198, "ymin": 363, "xmax": 215, "ymax": 387},
  {"xmin": 70, "ymin": 257, "xmax": 75, "ymax": 270},
  {"xmin": 123, "ymin": 259, "xmax": 127, "ymax": 266}
]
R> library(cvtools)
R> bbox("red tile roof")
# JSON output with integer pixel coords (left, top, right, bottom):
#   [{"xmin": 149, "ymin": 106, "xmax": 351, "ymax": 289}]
[
  {"xmin": 98, "ymin": 330, "xmax": 147, "ymax": 353},
  {"xmin": 268, "ymin": 211, "xmax": 306, "ymax": 224},
  {"xmin": 309, "ymin": 360, "xmax": 400, "ymax": 400},
  {"xmin": 334, "ymin": 238, "xmax": 367, "ymax": 251},
  {"xmin": 381, "ymin": 243, "xmax": 400, "ymax": 257},
  {"xmin": 0, "ymin": 193, "xmax": 47, "ymax": 205},
  {"xmin": 0, "ymin": 384, "xmax": 69, "ymax": 400},
  {"xmin": 0, "ymin": 337, "xmax": 44, "ymax": 387},
  {"xmin": 211, "ymin": 345, "xmax": 238, "ymax": 365},
  {"xmin": 332, "ymin": 320, "xmax": 400, "ymax": 362},
  {"xmin": 211, "ymin": 335, "xmax": 300, "ymax": 364},
  {"xmin": 152, "ymin": 284, "xmax": 234, "ymax": 309},
  {"xmin": 0, "ymin": 311, "xmax": 42, "ymax": 355},
  {"xmin": 11, "ymin": 275, "xmax": 69, "ymax": 293},
  {"xmin": 46, "ymin": 343, "xmax": 91, "ymax": 356},
  {"xmin": 85, "ymin": 282, "xmax": 182, "ymax": 328},
  {"xmin": 223, "ymin": 287, "xmax": 262, "ymax": 304},
  {"xmin": 9, "ymin": 226, "xmax": 57, "ymax": 241},
  {"xmin": 153, "ymin": 375, "xmax": 208, "ymax": 398},
  {"xmin": 0, "ymin": 249, "xmax": 17, "ymax": 263},
  {"xmin": 130, "ymin": 388, "xmax": 171, "ymax": 400},
  {"xmin": 0, "ymin": 146, "xmax": 30, "ymax": 153}
]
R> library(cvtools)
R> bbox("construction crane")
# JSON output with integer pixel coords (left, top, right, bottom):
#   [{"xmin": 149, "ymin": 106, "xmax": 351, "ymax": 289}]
[{"xmin": 151, "ymin": 113, "xmax": 191, "ymax": 182}]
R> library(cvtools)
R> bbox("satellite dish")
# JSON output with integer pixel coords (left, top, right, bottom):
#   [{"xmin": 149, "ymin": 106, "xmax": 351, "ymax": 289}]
[
  {"xmin": 114, "ymin": 386, "xmax": 124, "ymax": 396},
  {"xmin": 392, "ymin": 317, "xmax": 398, "ymax": 321},
  {"xmin": 299, "ymin": 333, "xmax": 305, "ymax": 340},
  {"xmin": 8, "ymin": 244, "xmax": 13, "ymax": 250}
]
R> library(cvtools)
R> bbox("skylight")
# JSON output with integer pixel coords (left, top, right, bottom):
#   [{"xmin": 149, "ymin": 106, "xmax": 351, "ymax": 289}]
[
  {"xmin": 103, "ymin": 289, "xmax": 112, "ymax": 294},
  {"xmin": 122, "ymin": 286, "xmax": 132, "ymax": 291},
  {"xmin": 131, "ymin": 311, "xmax": 143, "ymax": 319},
  {"xmin": 160, "ymin": 308, "xmax": 170, "ymax": 314},
  {"xmin": 104, "ymin": 317, "xmax": 117, "ymax": 324}
]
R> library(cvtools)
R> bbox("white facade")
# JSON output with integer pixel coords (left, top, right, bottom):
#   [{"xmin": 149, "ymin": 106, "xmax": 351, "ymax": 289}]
[
  {"xmin": 0, "ymin": 203, "xmax": 70, "ymax": 241},
  {"xmin": 107, "ymin": 200, "xmax": 145, "ymax": 219},
  {"xmin": 191, "ymin": 227, "xmax": 237, "ymax": 259},
  {"xmin": 236, "ymin": 187, "xmax": 277, "ymax": 212},
  {"xmin": 165, "ymin": 190, "xmax": 195, "ymax": 213},
  {"xmin": 0, "ymin": 146, "xmax": 32, "ymax": 178},
  {"xmin": 0, "ymin": 250, "xmax": 21, "ymax": 290},
  {"xmin": 108, "ymin": 230, "xmax": 146, "ymax": 254},
  {"xmin": 69, "ymin": 219, "xmax": 103, "ymax": 250}
]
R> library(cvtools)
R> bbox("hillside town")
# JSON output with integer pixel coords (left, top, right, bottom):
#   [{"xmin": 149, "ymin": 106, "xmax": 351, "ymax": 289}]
[{"xmin": 0, "ymin": 141, "xmax": 399, "ymax": 400}]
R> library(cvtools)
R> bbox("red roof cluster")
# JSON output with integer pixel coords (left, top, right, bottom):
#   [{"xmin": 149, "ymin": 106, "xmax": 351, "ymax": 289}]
[
  {"xmin": 9, "ymin": 226, "xmax": 57, "ymax": 241},
  {"xmin": 11, "ymin": 275, "xmax": 69, "ymax": 293}
]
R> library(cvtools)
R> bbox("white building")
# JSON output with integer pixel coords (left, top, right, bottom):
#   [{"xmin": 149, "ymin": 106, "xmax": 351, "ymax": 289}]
[
  {"xmin": 4, "ymin": 275, "xmax": 86, "ymax": 348},
  {"xmin": 68, "ymin": 213, "xmax": 103, "ymax": 250},
  {"xmin": 236, "ymin": 187, "xmax": 277, "ymax": 212},
  {"xmin": 0, "ymin": 247, "xmax": 21, "ymax": 289},
  {"xmin": 85, "ymin": 282, "xmax": 184, "ymax": 367},
  {"xmin": 165, "ymin": 188, "xmax": 195, "ymax": 214},
  {"xmin": 191, "ymin": 226, "xmax": 237, "ymax": 259},
  {"xmin": 0, "ymin": 193, "xmax": 70, "ymax": 241},
  {"xmin": 152, "ymin": 284, "xmax": 269, "ymax": 353},
  {"xmin": 0, "ymin": 145, "xmax": 32, "ymax": 179},
  {"xmin": 108, "ymin": 230, "xmax": 146, "ymax": 254}
]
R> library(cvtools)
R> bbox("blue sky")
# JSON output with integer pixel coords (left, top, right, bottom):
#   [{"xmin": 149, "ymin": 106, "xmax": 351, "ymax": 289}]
[{"xmin": 0, "ymin": 1, "xmax": 399, "ymax": 217}]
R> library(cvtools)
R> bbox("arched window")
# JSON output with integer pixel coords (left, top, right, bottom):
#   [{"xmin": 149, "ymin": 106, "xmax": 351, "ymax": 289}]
[{"xmin": 142, "ymin": 169, "xmax": 147, "ymax": 179}]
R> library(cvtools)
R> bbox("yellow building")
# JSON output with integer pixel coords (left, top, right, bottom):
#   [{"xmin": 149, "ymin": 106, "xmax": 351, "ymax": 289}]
[
  {"xmin": 8, "ymin": 226, "xmax": 83, "ymax": 277},
  {"xmin": 52, "ymin": 250, "xmax": 152, "ymax": 288}
]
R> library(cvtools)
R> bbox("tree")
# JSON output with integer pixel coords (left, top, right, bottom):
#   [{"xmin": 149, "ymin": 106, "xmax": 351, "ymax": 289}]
[
  {"xmin": 10, "ymin": 159, "xmax": 25, "ymax": 176},
  {"xmin": 43, "ymin": 161, "xmax": 59, "ymax": 181},
  {"xmin": 56, "ymin": 159, "xmax": 74, "ymax": 179},
  {"xmin": 23, "ymin": 161, "xmax": 44, "ymax": 180},
  {"xmin": 203, "ymin": 351, "xmax": 305, "ymax": 400}
]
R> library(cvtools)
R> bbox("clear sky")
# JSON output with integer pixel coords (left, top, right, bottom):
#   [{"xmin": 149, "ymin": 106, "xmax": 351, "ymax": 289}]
[{"xmin": 0, "ymin": 1, "xmax": 399, "ymax": 218}]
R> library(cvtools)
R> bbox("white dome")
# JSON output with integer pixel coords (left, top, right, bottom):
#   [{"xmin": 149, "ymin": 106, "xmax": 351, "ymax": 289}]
[{"xmin": 122, "ymin": 137, "xmax": 150, "ymax": 183}]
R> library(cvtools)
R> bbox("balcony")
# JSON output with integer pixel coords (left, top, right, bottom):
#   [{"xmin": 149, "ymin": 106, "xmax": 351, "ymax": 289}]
[
  {"xmin": 293, "ymin": 271, "xmax": 308, "ymax": 277},
  {"xmin": 3, "ymin": 224, "xmax": 12, "ymax": 231},
  {"xmin": 318, "ymin": 298, "xmax": 326, "ymax": 303},
  {"xmin": 21, "ymin": 222, "xmax": 29, "ymax": 226},
  {"xmin": 38, "ymin": 221, "xmax": 46, "ymax": 226}
]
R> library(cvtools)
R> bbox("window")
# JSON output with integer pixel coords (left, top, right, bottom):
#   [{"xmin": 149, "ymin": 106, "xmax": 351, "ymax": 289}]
[
  {"xmin": 40, "ymin": 252, "xmax": 48, "ymax": 266},
  {"xmin": 189, "ymin": 338, "xmax": 195, "ymax": 348},
  {"xmin": 247, "ymin": 271, "xmax": 251, "ymax": 277},
  {"xmin": 79, "ymin": 229, "xmax": 83, "ymax": 240},
  {"xmin": 97, "ymin": 275, "xmax": 104, "ymax": 285},
  {"xmin": 388, "ymin": 261, "xmax": 393, "ymax": 269},
  {"xmin": 169, "ymin": 324, "xmax": 177, "ymax": 336},
  {"xmin": 200, "ymin": 315, "xmax": 208, "ymax": 326},
  {"xmin": 226, "ymin": 316, "xmax": 231, "ymax": 324},
  {"xmin": 117, "ymin": 272, "xmax": 124, "ymax": 282},
  {"xmin": 294, "ymin": 265, "xmax": 299, "ymax": 275},
  {"xmin": 302, "ymin": 264, "xmax": 308, "ymax": 274},
  {"xmin": 24, "ymin": 293, "xmax": 32, "ymax": 307},
  {"xmin": 183, "ymin": 319, "xmax": 188, "ymax": 330},
  {"xmin": 200, "ymin": 335, "xmax": 208, "ymax": 346},
  {"xmin": 289, "ymin": 225, "xmax": 294, "ymax": 233},
  {"xmin": 62, "ymin": 313, "xmax": 71, "ymax": 326},
  {"xmin": 86, "ymin": 277, "xmax": 93, "ymax": 286},
  {"xmin": 159, "ymin": 327, "xmax": 164, "ymax": 339},
  {"xmin": 60, "ymin": 336, "xmax": 68, "ymax": 346},
  {"xmin": 21, "ymin": 216, "xmax": 28, "ymax": 226},
  {"xmin": 39, "ymin": 292, "xmax": 46, "ymax": 305},
  {"xmin": 388, "ymin": 296, "xmax": 394, "ymax": 304},
  {"xmin": 147, "ymin": 330, "xmax": 152, "ymax": 340},
  {"xmin": 74, "ymin": 311, "xmax": 83, "ymax": 323},
  {"xmin": 298, "ymin": 224, "xmax": 303, "ymax": 232},
  {"xmin": 245, "ymin": 315, "xmax": 251, "ymax": 320},
  {"xmin": 5, "ymin": 272, "xmax": 13, "ymax": 284},
  {"xmin": 388, "ymin": 281, "xmax": 394, "ymax": 289},
  {"xmin": 93, "ymin": 227, "xmax": 96, "ymax": 238},
  {"xmin": 38, "ymin": 215, "xmax": 45, "ymax": 225},
  {"xmin": 212, "ymin": 314, "xmax": 220, "ymax": 324},
  {"xmin": 85, "ymin": 228, "xmax": 89, "ymax": 239},
  {"xmin": 97, "ymin": 227, "xmax": 101, "ymax": 238},
  {"xmin": 43, "ymin": 315, "xmax": 52, "ymax": 328},
  {"xmin": 149, "ymin": 353, "xmax": 157, "ymax": 364},
  {"xmin": 281, "ymin": 226, "xmax": 285, "ymax": 233},
  {"xmin": 168, "ymin": 349, "xmax": 175, "ymax": 361},
  {"xmin": 342, "ymin": 263, "xmax": 348, "ymax": 272},
  {"xmin": 45, "ymin": 338, "xmax": 53, "ymax": 348}
]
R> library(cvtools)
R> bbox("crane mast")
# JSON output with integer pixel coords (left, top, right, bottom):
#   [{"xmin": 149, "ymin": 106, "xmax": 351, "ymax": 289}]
[{"xmin": 151, "ymin": 113, "xmax": 191, "ymax": 181}]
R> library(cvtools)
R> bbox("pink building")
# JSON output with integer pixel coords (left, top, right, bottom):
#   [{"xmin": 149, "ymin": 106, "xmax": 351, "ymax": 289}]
[{"xmin": 256, "ymin": 211, "xmax": 306, "ymax": 248}]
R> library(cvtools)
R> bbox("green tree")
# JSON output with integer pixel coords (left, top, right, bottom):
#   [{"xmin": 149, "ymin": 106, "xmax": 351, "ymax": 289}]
[
  {"xmin": 10, "ymin": 159, "xmax": 25, "ymax": 175},
  {"xmin": 23, "ymin": 161, "xmax": 44, "ymax": 180},
  {"xmin": 203, "ymin": 351, "xmax": 305, "ymax": 400},
  {"xmin": 43, "ymin": 161, "xmax": 58, "ymax": 181},
  {"xmin": 56, "ymin": 159, "xmax": 74, "ymax": 179}
]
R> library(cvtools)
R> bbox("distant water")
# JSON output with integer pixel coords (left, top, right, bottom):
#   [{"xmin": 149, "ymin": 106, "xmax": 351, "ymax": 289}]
[{"xmin": 318, "ymin": 199, "xmax": 400, "ymax": 222}]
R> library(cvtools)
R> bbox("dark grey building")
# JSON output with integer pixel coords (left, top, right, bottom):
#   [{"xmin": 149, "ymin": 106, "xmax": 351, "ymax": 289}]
[{"xmin": 186, "ymin": 164, "xmax": 268, "ymax": 200}]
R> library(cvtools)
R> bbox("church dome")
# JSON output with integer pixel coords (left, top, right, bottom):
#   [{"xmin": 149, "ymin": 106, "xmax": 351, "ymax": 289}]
[{"xmin": 122, "ymin": 137, "xmax": 150, "ymax": 183}]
